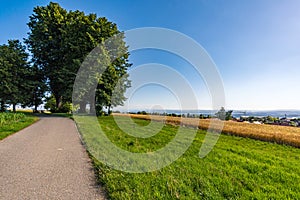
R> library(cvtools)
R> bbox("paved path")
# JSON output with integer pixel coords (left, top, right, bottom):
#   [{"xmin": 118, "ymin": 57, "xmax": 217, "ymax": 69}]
[{"xmin": 0, "ymin": 117, "xmax": 106, "ymax": 200}]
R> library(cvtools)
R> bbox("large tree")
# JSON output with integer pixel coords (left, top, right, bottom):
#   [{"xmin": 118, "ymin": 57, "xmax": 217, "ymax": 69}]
[
  {"xmin": 96, "ymin": 56, "xmax": 131, "ymax": 114},
  {"xmin": 26, "ymin": 2, "xmax": 131, "ymax": 113},
  {"xmin": 26, "ymin": 2, "xmax": 69, "ymax": 109}
]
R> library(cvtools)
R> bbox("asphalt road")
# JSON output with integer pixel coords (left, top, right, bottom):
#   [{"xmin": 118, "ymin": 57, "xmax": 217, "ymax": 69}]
[{"xmin": 0, "ymin": 116, "xmax": 105, "ymax": 200}]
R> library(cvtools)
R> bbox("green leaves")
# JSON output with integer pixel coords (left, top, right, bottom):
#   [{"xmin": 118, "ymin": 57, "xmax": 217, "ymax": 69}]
[
  {"xmin": 26, "ymin": 2, "xmax": 131, "ymax": 113},
  {"xmin": 1, "ymin": 2, "xmax": 131, "ymax": 113},
  {"xmin": 0, "ymin": 40, "xmax": 33, "ymax": 111}
]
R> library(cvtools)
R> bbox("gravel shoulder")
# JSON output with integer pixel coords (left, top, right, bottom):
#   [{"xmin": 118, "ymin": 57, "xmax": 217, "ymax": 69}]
[{"xmin": 0, "ymin": 116, "xmax": 105, "ymax": 200}]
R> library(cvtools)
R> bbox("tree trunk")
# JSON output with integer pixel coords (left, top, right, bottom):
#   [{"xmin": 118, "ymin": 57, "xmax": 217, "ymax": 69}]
[
  {"xmin": 79, "ymin": 101, "xmax": 86, "ymax": 113},
  {"xmin": 33, "ymin": 92, "xmax": 38, "ymax": 113},
  {"xmin": 55, "ymin": 96, "xmax": 62, "ymax": 110},
  {"xmin": 89, "ymin": 98, "xmax": 95, "ymax": 114},
  {"xmin": 13, "ymin": 104, "xmax": 16, "ymax": 113},
  {"xmin": 108, "ymin": 105, "xmax": 111, "ymax": 115},
  {"xmin": 0, "ymin": 101, "xmax": 5, "ymax": 112},
  {"xmin": 90, "ymin": 103, "xmax": 95, "ymax": 114},
  {"xmin": 34, "ymin": 103, "xmax": 38, "ymax": 113}
]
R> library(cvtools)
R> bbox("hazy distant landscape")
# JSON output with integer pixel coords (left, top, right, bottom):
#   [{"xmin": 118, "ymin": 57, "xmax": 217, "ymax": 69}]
[{"xmin": 121, "ymin": 109, "xmax": 300, "ymax": 119}]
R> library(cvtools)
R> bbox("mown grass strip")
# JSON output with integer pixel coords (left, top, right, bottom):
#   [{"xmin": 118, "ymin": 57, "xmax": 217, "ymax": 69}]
[{"xmin": 77, "ymin": 116, "xmax": 300, "ymax": 199}]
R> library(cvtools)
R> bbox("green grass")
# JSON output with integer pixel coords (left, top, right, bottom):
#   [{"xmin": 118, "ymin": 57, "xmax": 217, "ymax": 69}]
[
  {"xmin": 0, "ymin": 112, "xmax": 38, "ymax": 140},
  {"xmin": 76, "ymin": 115, "xmax": 300, "ymax": 199}
]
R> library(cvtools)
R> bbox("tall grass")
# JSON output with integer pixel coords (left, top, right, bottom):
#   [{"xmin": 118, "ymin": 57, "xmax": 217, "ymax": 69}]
[
  {"xmin": 0, "ymin": 112, "xmax": 26, "ymax": 126},
  {"xmin": 0, "ymin": 112, "xmax": 38, "ymax": 140}
]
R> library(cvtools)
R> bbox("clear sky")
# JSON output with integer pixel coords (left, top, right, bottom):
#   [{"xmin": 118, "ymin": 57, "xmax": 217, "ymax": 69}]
[{"xmin": 1, "ymin": 0, "xmax": 300, "ymax": 110}]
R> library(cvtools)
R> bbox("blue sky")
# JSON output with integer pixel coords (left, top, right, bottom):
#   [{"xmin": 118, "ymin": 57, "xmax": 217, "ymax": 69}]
[{"xmin": 1, "ymin": 0, "xmax": 300, "ymax": 110}]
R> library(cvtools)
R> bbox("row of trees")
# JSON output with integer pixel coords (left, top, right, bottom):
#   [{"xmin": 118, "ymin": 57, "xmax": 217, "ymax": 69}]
[
  {"xmin": 0, "ymin": 2, "xmax": 131, "ymax": 113},
  {"xmin": 0, "ymin": 40, "xmax": 45, "ymax": 112}
]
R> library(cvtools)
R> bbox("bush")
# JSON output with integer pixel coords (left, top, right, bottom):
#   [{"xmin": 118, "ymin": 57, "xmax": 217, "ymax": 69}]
[
  {"xmin": 215, "ymin": 107, "xmax": 233, "ymax": 121},
  {"xmin": 44, "ymin": 95, "xmax": 72, "ymax": 113},
  {"xmin": 96, "ymin": 105, "xmax": 106, "ymax": 116},
  {"xmin": 57, "ymin": 102, "xmax": 72, "ymax": 113}
]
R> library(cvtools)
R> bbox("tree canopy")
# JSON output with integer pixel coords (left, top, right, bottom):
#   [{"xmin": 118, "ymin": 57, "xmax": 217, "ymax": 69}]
[
  {"xmin": 25, "ymin": 2, "xmax": 131, "ymax": 113},
  {"xmin": 0, "ymin": 2, "xmax": 131, "ymax": 113},
  {"xmin": 0, "ymin": 40, "xmax": 35, "ymax": 112}
]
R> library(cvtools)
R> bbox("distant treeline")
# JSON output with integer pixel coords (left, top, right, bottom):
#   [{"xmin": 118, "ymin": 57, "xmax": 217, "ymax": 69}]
[
  {"xmin": 120, "ymin": 107, "xmax": 233, "ymax": 120},
  {"xmin": 126, "ymin": 111, "xmax": 213, "ymax": 119}
]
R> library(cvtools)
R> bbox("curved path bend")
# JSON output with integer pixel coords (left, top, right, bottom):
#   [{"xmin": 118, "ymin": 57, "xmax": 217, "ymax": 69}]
[{"xmin": 0, "ymin": 116, "xmax": 105, "ymax": 200}]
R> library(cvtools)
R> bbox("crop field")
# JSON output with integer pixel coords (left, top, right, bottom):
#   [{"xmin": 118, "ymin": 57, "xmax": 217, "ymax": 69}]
[
  {"xmin": 0, "ymin": 112, "xmax": 38, "ymax": 140},
  {"xmin": 114, "ymin": 113, "xmax": 300, "ymax": 148},
  {"xmin": 75, "ymin": 115, "xmax": 300, "ymax": 199}
]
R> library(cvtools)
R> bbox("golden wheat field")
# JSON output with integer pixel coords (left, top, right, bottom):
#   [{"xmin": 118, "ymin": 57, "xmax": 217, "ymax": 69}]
[{"xmin": 113, "ymin": 113, "xmax": 300, "ymax": 148}]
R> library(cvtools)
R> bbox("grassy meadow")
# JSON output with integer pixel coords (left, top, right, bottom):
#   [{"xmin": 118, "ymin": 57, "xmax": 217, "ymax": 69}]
[
  {"xmin": 75, "ymin": 115, "xmax": 300, "ymax": 199},
  {"xmin": 0, "ymin": 112, "xmax": 38, "ymax": 140}
]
